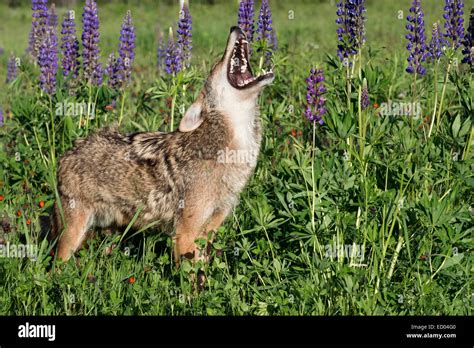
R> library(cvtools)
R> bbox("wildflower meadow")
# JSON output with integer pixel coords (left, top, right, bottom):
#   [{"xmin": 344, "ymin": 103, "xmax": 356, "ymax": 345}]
[{"xmin": 0, "ymin": 0, "xmax": 473, "ymax": 315}]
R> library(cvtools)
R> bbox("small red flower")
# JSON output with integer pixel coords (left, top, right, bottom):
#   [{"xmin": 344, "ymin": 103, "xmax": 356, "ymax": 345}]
[
  {"xmin": 290, "ymin": 129, "xmax": 297, "ymax": 137},
  {"xmin": 373, "ymin": 102, "xmax": 379, "ymax": 109},
  {"xmin": 26, "ymin": 219, "xmax": 31, "ymax": 225},
  {"xmin": 17, "ymin": 210, "xmax": 22, "ymax": 217},
  {"xmin": 128, "ymin": 276, "xmax": 135, "ymax": 284},
  {"xmin": 105, "ymin": 104, "xmax": 114, "ymax": 111},
  {"xmin": 0, "ymin": 195, "xmax": 4, "ymax": 201},
  {"xmin": 39, "ymin": 201, "xmax": 45, "ymax": 208}
]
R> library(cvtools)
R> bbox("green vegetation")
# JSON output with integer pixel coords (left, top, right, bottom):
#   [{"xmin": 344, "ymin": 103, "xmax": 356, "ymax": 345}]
[{"xmin": 0, "ymin": 0, "xmax": 472, "ymax": 315}]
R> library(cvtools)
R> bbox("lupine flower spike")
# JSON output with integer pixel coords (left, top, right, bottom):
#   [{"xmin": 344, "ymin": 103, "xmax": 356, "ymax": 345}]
[
  {"xmin": 428, "ymin": 22, "xmax": 443, "ymax": 62},
  {"xmin": 336, "ymin": 0, "xmax": 366, "ymax": 63},
  {"xmin": 106, "ymin": 53, "xmax": 122, "ymax": 90},
  {"xmin": 38, "ymin": 25, "xmax": 58, "ymax": 94},
  {"xmin": 177, "ymin": 0, "xmax": 192, "ymax": 68},
  {"xmin": 443, "ymin": 0, "xmax": 465, "ymax": 50},
  {"xmin": 405, "ymin": 0, "xmax": 427, "ymax": 75},
  {"xmin": 118, "ymin": 10, "xmax": 136, "ymax": 83},
  {"xmin": 361, "ymin": 78, "xmax": 370, "ymax": 110},
  {"xmin": 6, "ymin": 53, "xmax": 17, "ymax": 83},
  {"xmin": 165, "ymin": 27, "xmax": 182, "ymax": 74},
  {"xmin": 82, "ymin": 0, "xmax": 103, "ymax": 85},
  {"xmin": 461, "ymin": 7, "xmax": 473, "ymax": 65},
  {"xmin": 256, "ymin": 0, "xmax": 276, "ymax": 65},
  {"xmin": 31, "ymin": 0, "xmax": 49, "ymax": 59},
  {"xmin": 305, "ymin": 68, "xmax": 327, "ymax": 125},
  {"xmin": 157, "ymin": 32, "xmax": 166, "ymax": 71},
  {"xmin": 0, "ymin": 107, "xmax": 3, "ymax": 127},
  {"xmin": 48, "ymin": 3, "xmax": 58, "ymax": 27},
  {"xmin": 61, "ymin": 10, "xmax": 80, "ymax": 78},
  {"xmin": 238, "ymin": 0, "xmax": 254, "ymax": 42}
]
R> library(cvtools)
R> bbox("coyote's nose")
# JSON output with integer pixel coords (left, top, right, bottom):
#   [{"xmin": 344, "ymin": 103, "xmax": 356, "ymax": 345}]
[{"xmin": 229, "ymin": 26, "xmax": 243, "ymax": 35}]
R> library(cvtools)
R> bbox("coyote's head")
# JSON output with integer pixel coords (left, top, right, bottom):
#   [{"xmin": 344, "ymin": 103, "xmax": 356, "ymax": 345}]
[{"xmin": 179, "ymin": 26, "xmax": 274, "ymax": 132}]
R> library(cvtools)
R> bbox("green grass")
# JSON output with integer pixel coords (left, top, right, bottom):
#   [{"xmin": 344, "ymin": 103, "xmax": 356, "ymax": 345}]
[{"xmin": 0, "ymin": 0, "xmax": 473, "ymax": 315}]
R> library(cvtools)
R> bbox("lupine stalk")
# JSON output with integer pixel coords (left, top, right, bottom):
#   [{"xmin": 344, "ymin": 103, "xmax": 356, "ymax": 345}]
[
  {"xmin": 82, "ymin": 0, "xmax": 103, "ymax": 85},
  {"xmin": 177, "ymin": 0, "xmax": 192, "ymax": 68},
  {"xmin": 237, "ymin": 0, "xmax": 254, "ymax": 42},
  {"xmin": 428, "ymin": 22, "xmax": 443, "ymax": 138},
  {"xmin": 6, "ymin": 53, "xmax": 17, "ymax": 83},
  {"xmin": 0, "ymin": 107, "xmax": 3, "ymax": 127},
  {"xmin": 118, "ymin": 10, "xmax": 136, "ymax": 83},
  {"xmin": 443, "ymin": 0, "xmax": 465, "ymax": 50},
  {"xmin": 61, "ymin": 10, "xmax": 80, "ymax": 78},
  {"xmin": 305, "ymin": 68, "xmax": 327, "ymax": 125},
  {"xmin": 38, "ymin": 25, "xmax": 58, "ymax": 94}
]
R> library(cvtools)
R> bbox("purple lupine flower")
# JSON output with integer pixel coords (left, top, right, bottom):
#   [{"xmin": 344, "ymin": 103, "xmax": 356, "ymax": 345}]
[
  {"xmin": 256, "ymin": 0, "xmax": 276, "ymax": 65},
  {"xmin": 38, "ymin": 26, "xmax": 58, "ymax": 94},
  {"xmin": 361, "ymin": 78, "xmax": 369, "ymax": 110},
  {"xmin": 238, "ymin": 0, "xmax": 254, "ymax": 42},
  {"xmin": 48, "ymin": 3, "xmax": 58, "ymax": 27},
  {"xmin": 6, "ymin": 53, "xmax": 17, "ymax": 83},
  {"xmin": 428, "ymin": 22, "xmax": 443, "ymax": 61},
  {"xmin": 26, "ymin": 28, "xmax": 34, "ymax": 55},
  {"xmin": 336, "ymin": 0, "xmax": 366, "ymax": 63},
  {"xmin": 305, "ymin": 68, "xmax": 327, "ymax": 124},
  {"xmin": 256, "ymin": 0, "xmax": 274, "ymax": 44},
  {"xmin": 82, "ymin": 0, "xmax": 103, "ymax": 85},
  {"xmin": 157, "ymin": 34, "xmax": 166, "ymax": 71},
  {"xmin": 105, "ymin": 53, "xmax": 123, "ymax": 90},
  {"xmin": 443, "ymin": 0, "xmax": 465, "ymax": 50},
  {"xmin": 61, "ymin": 10, "xmax": 80, "ymax": 78},
  {"xmin": 0, "ymin": 107, "xmax": 3, "ymax": 127},
  {"xmin": 118, "ymin": 10, "xmax": 136, "ymax": 83},
  {"xmin": 164, "ymin": 28, "xmax": 182, "ymax": 74},
  {"xmin": 31, "ymin": 0, "xmax": 49, "ymax": 59},
  {"xmin": 461, "ymin": 7, "xmax": 473, "ymax": 65},
  {"xmin": 177, "ymin": 1, "xmax": 192, "ymax": 68},
  {"xmin": 405, "ymin": 0, "xmax": 427, "ymax": 75}
]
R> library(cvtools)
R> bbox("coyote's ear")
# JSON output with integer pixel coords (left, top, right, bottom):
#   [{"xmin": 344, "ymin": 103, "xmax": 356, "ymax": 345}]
[{"xmin": 179, "ymin": 93, "xmax": 204, "ymax": 132}]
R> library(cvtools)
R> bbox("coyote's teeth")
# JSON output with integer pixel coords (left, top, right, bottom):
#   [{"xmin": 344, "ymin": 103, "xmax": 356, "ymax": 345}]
[{"xmin": 242, "ymin": 39, "xmax": 248, "ymax": 44}]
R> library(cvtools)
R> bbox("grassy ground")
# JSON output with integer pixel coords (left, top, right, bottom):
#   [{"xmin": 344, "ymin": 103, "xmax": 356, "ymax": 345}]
[{"xmin": 0, "ymin": 0, "xmax": 473, "ymax": 315}]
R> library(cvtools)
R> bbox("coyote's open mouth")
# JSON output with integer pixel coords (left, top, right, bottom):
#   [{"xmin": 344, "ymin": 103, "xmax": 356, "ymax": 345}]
[{"xmin": 227, "ymin": 33, "xmax": 274, "ymax": 89}]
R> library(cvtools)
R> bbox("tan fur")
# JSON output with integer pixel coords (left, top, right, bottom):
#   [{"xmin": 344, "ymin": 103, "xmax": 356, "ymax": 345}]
[{"xmin": 52, "ymin": 27, "xmax": 274, "ymax": 269}]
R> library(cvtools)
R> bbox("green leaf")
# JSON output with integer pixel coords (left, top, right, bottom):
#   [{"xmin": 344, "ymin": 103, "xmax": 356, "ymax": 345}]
[
  {"xmin": 452, "ymin": 114, "xmax": 461, "ymax": 138},
  {"xmin": 441, "ymin": 253, "xmax": 464, "ymax": 270}
]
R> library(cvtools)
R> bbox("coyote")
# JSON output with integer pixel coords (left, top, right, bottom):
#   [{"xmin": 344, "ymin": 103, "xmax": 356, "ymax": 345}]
[{"xmin": 52, "ymin": 26, "xmax": 274, "ymax": 270}]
